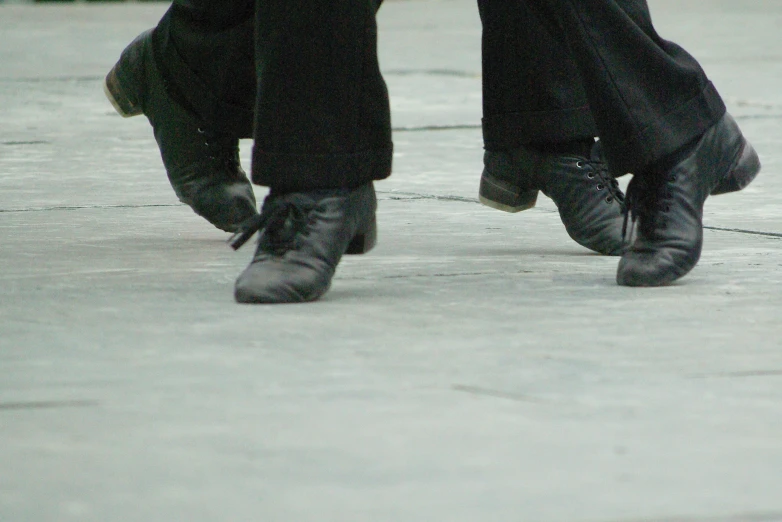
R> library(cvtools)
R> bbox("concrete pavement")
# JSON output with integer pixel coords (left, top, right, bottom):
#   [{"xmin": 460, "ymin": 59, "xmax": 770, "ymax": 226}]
[{"xmin": 1, "ymin": 1, "xmax": 781, "ymax": 520}]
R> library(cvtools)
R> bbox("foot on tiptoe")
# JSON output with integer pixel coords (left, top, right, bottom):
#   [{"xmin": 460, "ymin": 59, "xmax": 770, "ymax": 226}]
[
  {"xmin": 104, "ymin": 29, "xmax": 257, "ymax": 232},
  {"xmin": 479, "ymin": 141, "xmax": 627, "ymax": 255},
  {"xmin": 617, "ymin": 113, "xmax": 761, "ymax": 287},
  {"xmin": 230, "ymin": 183, "xmax": 377, "ymax": 304}
]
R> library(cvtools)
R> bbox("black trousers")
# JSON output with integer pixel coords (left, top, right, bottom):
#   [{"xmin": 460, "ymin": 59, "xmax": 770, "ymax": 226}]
[
  {"xmin": 153, "ymin": 0, "xmax": 392, "ymax": 192},
  {"xmin": 154, "ymin": 0, "xmax": 726, "ymax": 187},
  {"xmin": 482, "ymin": 0, "xmax": 726, "ymax": 174},
  {"xmin": 479, "ymin": 0, "xmax": 598, "ymax": 149}
]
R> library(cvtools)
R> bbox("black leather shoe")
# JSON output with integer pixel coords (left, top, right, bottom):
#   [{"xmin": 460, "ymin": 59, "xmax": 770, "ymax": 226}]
[
  {"xmin": 479, "ymin": 142, "xmax": 626, "ymax": 255},
  {"xmin": 103, "ymin": 30, "xmax": 258, "ymax": 232},
  {"xmin": 230, "ymin": 183, "xmax": 377, "ymax": 304},
  {"xmin": 617, "ymin": 113, "xmax": 761, "ymax": 287}
]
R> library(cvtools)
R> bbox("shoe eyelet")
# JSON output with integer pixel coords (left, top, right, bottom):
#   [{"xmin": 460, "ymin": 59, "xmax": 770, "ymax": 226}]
[
  {"xmin": 586, "ymin": 172, "xmax": 595, "ymax": 179},
  {"xmin": 596, "ymin": 184, "xmax": 604, "ymax": 190},
  {"xmin": 197, "ymin": 127, "xmax": 206, "ymax": 134},
  {"xmin": 576, "ymin": 161, "xmax": 585, "ymax": 168},
  {"xmin": 606, "ymin": 196, "xmax": 613, "ymax": 203}
]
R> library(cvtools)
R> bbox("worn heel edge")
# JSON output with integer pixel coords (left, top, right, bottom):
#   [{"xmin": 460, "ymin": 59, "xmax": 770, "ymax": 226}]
[
  {"xmin": 103, "ymin": 70, "xmax": 142, "ymax": 118},
  {"xmin": 478, "ymin": 177, "xmax": 538, "ymax": 213},
  {"xmin": 711, "ymin": 142, "xmax": 761, "ymax": 195},
  {"xmin": 479, "ymin": 194, "xmax": 537, "ymax": 213},
  {"xmin": 345, "ymin": 217, "xmax": 377, "ymax": 255}
]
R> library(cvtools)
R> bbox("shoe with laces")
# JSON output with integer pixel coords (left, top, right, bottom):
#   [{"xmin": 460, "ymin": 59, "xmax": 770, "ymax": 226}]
[
  {"xmin": 479, "ymin": 142, "xmax": 626, "ymax": 255},
  {"xmin": 230, "ymin": 183, "xmax": 377, "ymax": 304},
  {"xmin": 617, "ymin": 113, "xmax": 761, "ymax": 287},
  {"xmin": 103, "ymin": 30, "xmax": 258, "ymax": 232}
]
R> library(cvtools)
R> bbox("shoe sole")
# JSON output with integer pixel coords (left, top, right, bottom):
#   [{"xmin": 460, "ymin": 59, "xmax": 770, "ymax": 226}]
[
  {"xmin": 711, "ymin": 140, "xmax": 761, "ymax": 195},
  {"xmin": 478, "ymin": 175, "xmax": 538, "ymax": 213},
  {"xmin": 103, "ymin": 66, "xmax": 142, "ymax": 118}
]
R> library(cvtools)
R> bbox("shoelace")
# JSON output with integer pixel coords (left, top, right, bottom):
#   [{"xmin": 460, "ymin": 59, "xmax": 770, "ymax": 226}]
[
  {"xmin": 228, "ymin": 197, "xmax": 310, "ymax": 252},
  {"xmin": 580, "ymin": 158, "xmax": 625, "ymax": 206}
]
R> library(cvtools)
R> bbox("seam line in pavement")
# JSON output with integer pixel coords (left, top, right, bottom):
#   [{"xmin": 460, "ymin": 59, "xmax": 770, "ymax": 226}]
[
  {"xmin": 0, "ymin": 75, "xmax": 103, "ymax": 83},
  {"xmin": 384, "ymin": 68, "xmax": 480, "ymax": 78},
  {"xmin": 689, "ymin": 369, "xmax": 782, "ymax": 379},
  {"xmin": 596, "ymin": 513, "xmax": 782, "ymax": 522},
  {"xmin": 393, "ymin": 124, "xmax": 482, "ymax": 132},
  {"xmin": 0, "ymin": 69, "xmax": 482, "ymax": 83},
  {"xmin": 3, "ymin": 192, "xmax": 781, "ymax": 240},
  {"xmin": 0, "ymin": 400, "xmax": 98, "ymax": 411},
  {"xmin": 0, "ymin": 203, "xmax": 182, "ymax": 213},
  {"xmin": 702, "ymin": 225, "xmax": 782, "ymax": 239}
]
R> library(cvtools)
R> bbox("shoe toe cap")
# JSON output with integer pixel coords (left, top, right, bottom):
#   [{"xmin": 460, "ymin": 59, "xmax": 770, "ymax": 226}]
[
  {"xmin": 234, "ymin": 259, "xmax": 330, "ymax": 304},
  {"xmin": 616, "ymin": 250, "xmax": 689, "ymax": 287}
]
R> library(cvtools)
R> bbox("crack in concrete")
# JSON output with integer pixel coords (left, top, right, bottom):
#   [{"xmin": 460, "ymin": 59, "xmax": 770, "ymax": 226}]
[
  {"xmin": 703, "ymin": 225, "xmax": 782, "ymax": 239},
  {"xmin": 733, "ymin": 114, "xmax": 782, "ymax": 120},
  {"xmin": 599, "ymin": 513, "xmax": 782, "ymax": 522},
  {"xmin": 0, "ymin": 203, "xmax": 182, "ymax": 213},
  {"xmin": 378, "ymin": 190, "xmax": 478, "ymax": 203},
  {"xmin": 0, "ymin": 75, "xmax": 103, "ymax": 83},
  {"xmin": 384, "ymin": 68, "xmax": 480, "ymax": 78},
  {"xmin": 0, "ymin": 69, "xmax": 480, "ymax": 85},
  {"xmin": 725, "ymin": 97, "xmax": 782, "ymax": 110},
  {"xmin": 451, "ymin": 384, "xmax": 545, "ymax": 403},
  {"xmin": 392, "ymin": 117, "xmax": 782, "ymax": 131},
  {"xmin": 0, "ymin": 400, "xmax": 98, "ymax": 411},
  {"xmin": 393, "ymin": 124, "xmax": 482, "ymax": 132},
  {"xmin": 689, "ymin": 369, "xmax": 782, "ymax": 379},
  {"xmin": 2, "ymin": 140, "xmax": 51, "ymax": 145},
  {"xmin": 3, "ymin": 192, "xmax": 781, "ymax": 242},
  {"xmin": 342, "ymin": 269, "xmax": 537, "ymax": 281}
]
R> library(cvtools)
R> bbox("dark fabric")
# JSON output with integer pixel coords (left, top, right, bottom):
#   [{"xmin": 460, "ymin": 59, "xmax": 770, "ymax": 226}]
[
  {"xmin": 526, "ymin": 0, "xmax": 726, "ymax": 174},
  {"xmin": 478, "ymin": 0, "xmax": 598, "ymax": 149},
  {"xmin": 151, "ymin": 0, "xmax": 721, "ymax": 184},
  {"xmin": 152, "ymin": 0, "xmax": 256, "ymax": 138},
  {"xmin": 151, "ymin": 0, "xmax": 392, "ymax": 191},
  {"xmin": 252, "ymin": 0, "xmax": 392, "ymax": 191}
]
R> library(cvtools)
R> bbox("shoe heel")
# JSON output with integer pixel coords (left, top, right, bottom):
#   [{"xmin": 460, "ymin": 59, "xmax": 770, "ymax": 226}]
[
  {"xmin": 345, "ymin": 216, "xmax": 377, "ymax": 255},
  {"xmin": 478, "ymin": 175, "xmax": 538, "ymax": 213},
  {"xmin": 711, "ymin": 141, "xmax": 761, "ymax": 195},
  {"xmin": 103, "ymin": 66, "xmax": 142, "ymax": 118}
]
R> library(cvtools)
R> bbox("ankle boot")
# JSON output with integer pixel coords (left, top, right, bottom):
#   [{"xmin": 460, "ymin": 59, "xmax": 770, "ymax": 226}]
[
  {"xmin": 479, "ymin": 142, "xmax": 626, "ymax": 255},
  {"xmin": 617, "ymin": 113, "xmax": 761, "ymax": 286},
  {"xmin": 104, "ymin": 30, "xmax": 258, "ymax": 232},
  {"xmin": 230, "ymin": 183, "xmax": 377, "ymax": 304}
]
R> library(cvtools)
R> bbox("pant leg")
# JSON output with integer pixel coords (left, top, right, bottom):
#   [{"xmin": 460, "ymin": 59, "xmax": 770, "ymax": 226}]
[
  {"xmin": 479, "ymin": 0, "xmax": 597, "ymax": 150},
  {"xmin": 152, "ymin": 0, "xmax": 256, "ymax": 138},
  {"xmin": 252, "ymin": 0, "xmax": 393, "ymax": 191},
  {"xmin": 529, "ymin": 0, "xmax": 725, "ymax": 174}
]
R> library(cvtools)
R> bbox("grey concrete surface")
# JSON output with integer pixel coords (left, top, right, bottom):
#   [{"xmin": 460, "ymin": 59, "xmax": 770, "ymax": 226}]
[{"xmin": 1, "ymin": 1, "xmax": 782, "ymax": 521}]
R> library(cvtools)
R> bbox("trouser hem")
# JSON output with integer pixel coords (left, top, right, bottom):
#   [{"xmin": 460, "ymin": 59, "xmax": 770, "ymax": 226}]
[
  {"xmin": 608, "ymin": 81, "xmax": 726, "ymax": 174},
  {"xmin": 482, "ymin": 105, "xmax": 597, "ymax": 150},
  {"xmin": 251, "ymin": 145, "xmax": 394, "ymax": 192}
]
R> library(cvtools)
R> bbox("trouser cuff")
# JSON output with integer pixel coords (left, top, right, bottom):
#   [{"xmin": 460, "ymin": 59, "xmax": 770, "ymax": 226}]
[
  {"xmin": 607, "ymin": 81, "xmax": 726, "ymax": 174},
  {"xmin": 251, "ymin": 145, "xmax": 393, "ymax": 192},
  {"xmin": 151, "ymin": 18, "xmax": 254, "ymax": 138},
  {"xmin": 482, "ymin": 105, "xmax": 598, "ymax": 150}
]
